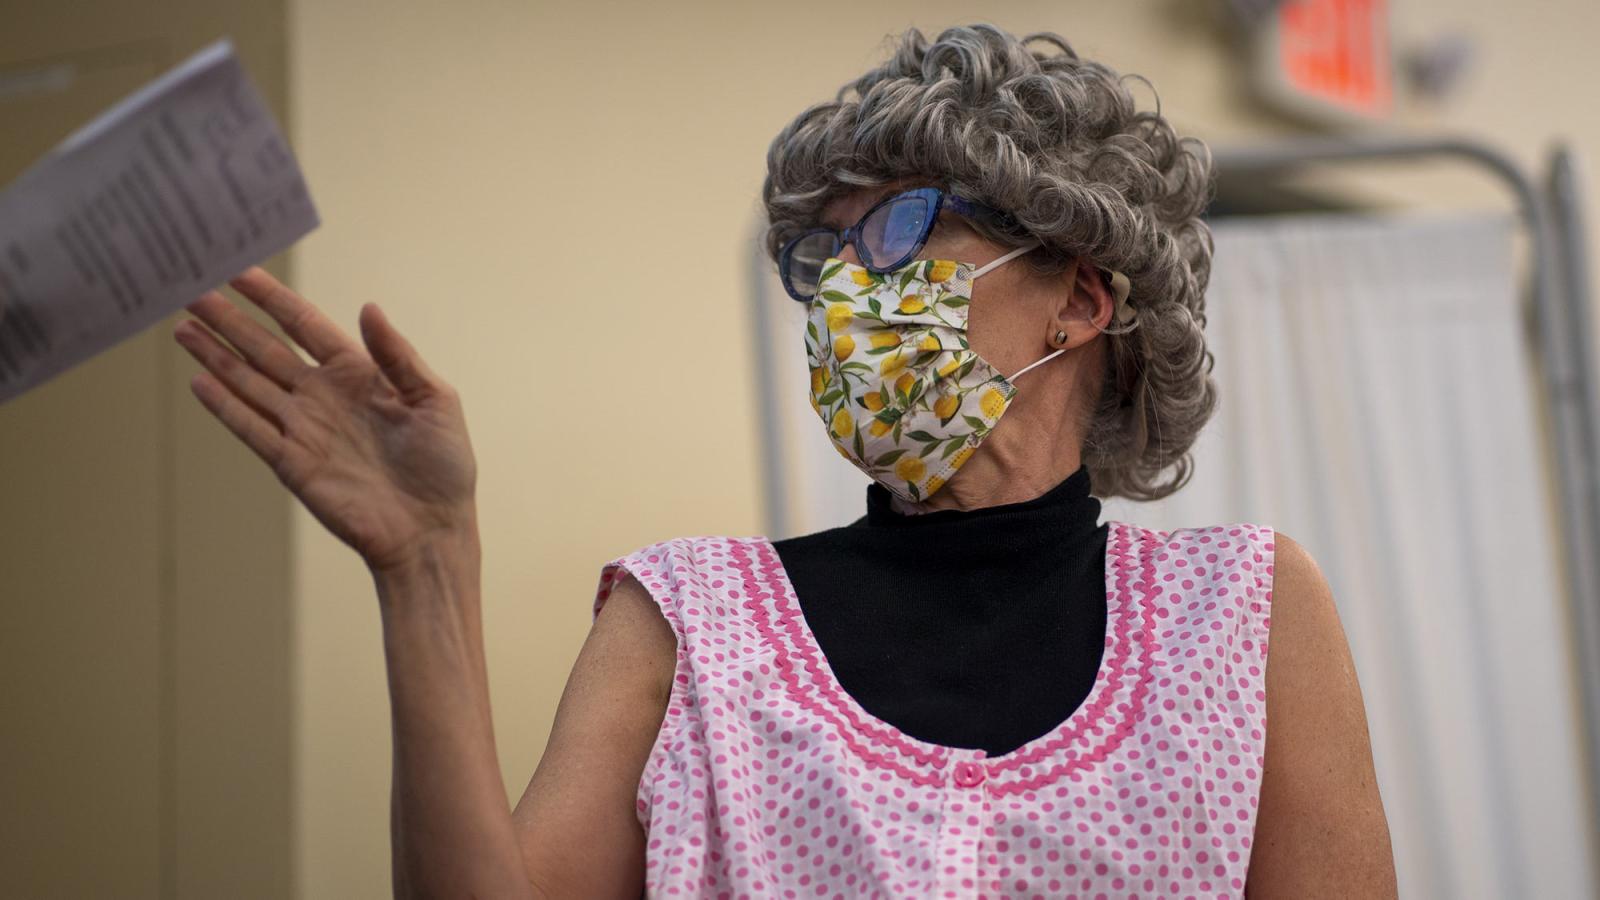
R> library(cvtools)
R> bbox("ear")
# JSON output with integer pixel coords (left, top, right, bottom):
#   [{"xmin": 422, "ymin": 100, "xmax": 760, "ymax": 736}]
[{"xmin": 1048, "ymin": 257, "xmax": 1117, "ymax": 350}]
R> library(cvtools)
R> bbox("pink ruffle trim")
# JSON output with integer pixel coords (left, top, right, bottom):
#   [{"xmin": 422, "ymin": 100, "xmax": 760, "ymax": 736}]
[{"xmin": 735, "ymin": 521, "xmax": 1156, "ymax": 793}]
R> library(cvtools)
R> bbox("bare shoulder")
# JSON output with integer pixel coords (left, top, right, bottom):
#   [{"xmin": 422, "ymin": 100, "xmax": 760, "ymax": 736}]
[
  {"xmin": 1245, "ymin": 531, "xmax": 1399, "ymax": 899},
  {"xmin": 589, "ymin": 570, "xmax": 680, "ymax": 685},
  {"xmin": 509, "ymin": 570, "xmax": 678, "ymax": 899}
]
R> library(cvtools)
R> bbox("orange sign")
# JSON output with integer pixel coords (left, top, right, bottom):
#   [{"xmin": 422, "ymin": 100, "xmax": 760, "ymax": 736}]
[{"xmin": 1272, "ymin": 0, "xmax": 1393, "ymax": 120}]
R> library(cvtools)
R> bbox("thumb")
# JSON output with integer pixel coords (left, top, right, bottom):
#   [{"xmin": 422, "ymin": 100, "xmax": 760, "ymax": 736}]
[{"xmin": 360, "ymin": 303, "xmax": 442, "ymax": 400}]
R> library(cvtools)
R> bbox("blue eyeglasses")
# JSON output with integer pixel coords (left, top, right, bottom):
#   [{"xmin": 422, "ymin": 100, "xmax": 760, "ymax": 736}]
[{"xmin": 777, "ymin": 187, "xmax": 1017, "ymax": 303}]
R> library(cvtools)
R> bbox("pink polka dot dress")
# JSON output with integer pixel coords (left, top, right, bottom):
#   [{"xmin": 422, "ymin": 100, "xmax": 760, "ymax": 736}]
[{"xmin": 591, "ymin": 520, "xmax": 1276, "ymax": 899}]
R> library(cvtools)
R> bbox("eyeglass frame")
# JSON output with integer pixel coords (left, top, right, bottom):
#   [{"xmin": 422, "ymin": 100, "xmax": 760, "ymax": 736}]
[{"xmin": 776, "ymin": 186, "xmax": 1023, "ymax": 303}]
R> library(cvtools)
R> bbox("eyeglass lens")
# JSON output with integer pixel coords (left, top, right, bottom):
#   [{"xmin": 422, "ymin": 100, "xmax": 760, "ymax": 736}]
[
  {"xmin": 861, "ymin": 195, "xmax": 929, "ymax": 268},
  {"xmin": 786, "ymin": 232, "xmax": 840, "ymax": 300}
]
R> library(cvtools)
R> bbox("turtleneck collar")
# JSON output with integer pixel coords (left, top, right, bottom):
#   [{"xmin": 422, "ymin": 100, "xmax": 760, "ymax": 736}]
[{"xmin": 859, "ymin": 463, "xmax": 1102, "ymax": 537}]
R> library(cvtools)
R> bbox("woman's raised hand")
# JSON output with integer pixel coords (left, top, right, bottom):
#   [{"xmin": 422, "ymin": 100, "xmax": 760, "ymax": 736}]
[{"xmin": 174, "ymin": 267, "xmax": 478, "ymax": 575}]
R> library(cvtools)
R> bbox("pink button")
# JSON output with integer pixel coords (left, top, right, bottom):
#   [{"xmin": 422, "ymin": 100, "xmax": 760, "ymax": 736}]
[{"xmin": 952, "ymin": 761, "xmax": 986, "ymax": 788}]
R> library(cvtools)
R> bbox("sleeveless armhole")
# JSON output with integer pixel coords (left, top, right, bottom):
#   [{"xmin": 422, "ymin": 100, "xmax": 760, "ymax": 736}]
[
  {"xmin": 1249, "ymin": 525, "xmax": 1277, "ymax": 657},
  {"xmin": 592, "ymin": 540, "xmax": 693, "ymax": 832}
]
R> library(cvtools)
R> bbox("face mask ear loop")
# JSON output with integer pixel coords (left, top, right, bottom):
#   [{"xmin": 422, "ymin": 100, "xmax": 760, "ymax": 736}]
[
  {"xmin": 974, "ymin": 240, "xmax": 1058, "ymax": 383},
  {"xmin": 970, "ymin": 242, "xmax": 1040, "ymax": 279},
  {"xmin": 1009, "ymin": 347, "xmax": 1068, "ymax": 383}
]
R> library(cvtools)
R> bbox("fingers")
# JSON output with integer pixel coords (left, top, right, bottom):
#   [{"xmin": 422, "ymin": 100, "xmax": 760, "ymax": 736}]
[
  {"xmin": 359, "ymin": 302, "xmax": 447, "ymax": 402},
  {"xmin": 228, "ymin": 266, "xmax": 358, "ymax": 365},
  {"xmin": 174, "ymin": 317, "xmax": 294, "ymax": 432},
  {"xmin": 186, "ymin": 369, "xmax": 287, "ymax": 469},
  {"xmin": 184, "ymin": 290, "xmax": 312, "ymax": 389}
]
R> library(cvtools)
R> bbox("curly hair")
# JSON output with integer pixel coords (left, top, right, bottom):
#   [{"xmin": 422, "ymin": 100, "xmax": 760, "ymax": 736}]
[{"xmin": 760, "ymin": 23, "xmax": 1218, "ymax": 502}]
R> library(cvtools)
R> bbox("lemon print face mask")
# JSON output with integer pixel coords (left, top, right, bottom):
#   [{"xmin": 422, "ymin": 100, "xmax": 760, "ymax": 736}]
[{"xmin": 804, "ymin": 243, "xmax": 1064, "ymax": 503}]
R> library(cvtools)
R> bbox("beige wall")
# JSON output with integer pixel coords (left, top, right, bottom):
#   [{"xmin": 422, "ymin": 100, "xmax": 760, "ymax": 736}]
[{"xmin": 286, "ymin": 0, "xmax": 1600, "ymax": 896}]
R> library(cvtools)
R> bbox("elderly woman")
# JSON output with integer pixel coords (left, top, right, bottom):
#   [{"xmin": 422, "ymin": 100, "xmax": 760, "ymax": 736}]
[{"xmin": 172, "ymin": 23, "xmax": 1396, "ymax": 899}]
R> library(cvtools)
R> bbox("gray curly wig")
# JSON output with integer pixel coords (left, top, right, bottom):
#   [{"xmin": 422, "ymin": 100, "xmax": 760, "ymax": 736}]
[{"xmin": 761, "ymin": 23, "xmax": 1219, "ymax": 502}]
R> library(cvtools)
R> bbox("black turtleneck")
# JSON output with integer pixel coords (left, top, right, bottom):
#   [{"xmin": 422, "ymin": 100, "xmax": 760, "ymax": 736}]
[{"xmin": 770, "ymin": 464, "xmax": 1109, "ymax": 758}]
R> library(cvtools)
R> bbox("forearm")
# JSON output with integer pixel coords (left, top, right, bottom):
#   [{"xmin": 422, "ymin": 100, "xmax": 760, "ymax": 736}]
[{"xmin": 373, "ymin": 528, "xmax": 534, "ymax": 899}]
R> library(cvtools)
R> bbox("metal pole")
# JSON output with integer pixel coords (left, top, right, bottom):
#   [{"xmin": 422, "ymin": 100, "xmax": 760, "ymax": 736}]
[{"xmin": 1544, "ymin": 145, "xmax": 1600, "ymax": 862}]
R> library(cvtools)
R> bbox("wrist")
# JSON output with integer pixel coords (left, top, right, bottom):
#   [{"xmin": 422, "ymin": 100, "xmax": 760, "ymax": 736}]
[{"xmin": 369, "ymin": 527, "xmax": 482, "ymax": 600}]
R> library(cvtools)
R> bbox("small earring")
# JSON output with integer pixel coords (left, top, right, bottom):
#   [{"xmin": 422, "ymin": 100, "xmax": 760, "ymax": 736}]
[{"xmin": 1054, "ymin": 330, "xmax": 1067, "ymax": 345}]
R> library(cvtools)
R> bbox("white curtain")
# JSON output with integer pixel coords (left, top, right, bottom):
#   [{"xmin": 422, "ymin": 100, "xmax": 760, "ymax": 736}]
[
  {"xmin": 1101, "ymin": 211, "xmax": 1596, "ymax": 900},
  {"xmin": 749, "ymin": 211, "xmax": 1598, "ymax": 897}
]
